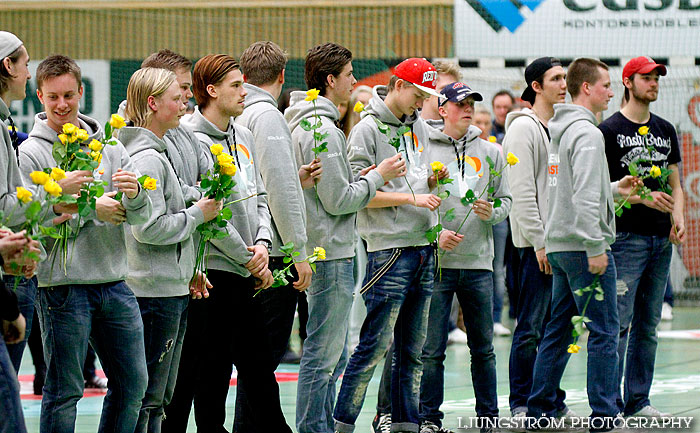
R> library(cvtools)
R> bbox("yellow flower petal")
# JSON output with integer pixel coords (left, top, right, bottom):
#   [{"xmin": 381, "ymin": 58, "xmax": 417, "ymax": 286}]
[
  {"xmin": 88, "ymin": 139, "xmax": 103, "ymax": 152},
  {"xmin": 109, "ymin": 114, "xmax": 126, "ymax": 129},
  {"xmin": 58, "ymin": 134, "xmax": 68, "ymax": 145},
  {"xmin": 62, "ymin": 123, "xmax": 78, "ymax": 135},
  {"xmin": 75, "ymin": 129, "xmax": 89, "ymax": 142},
  {"xmin": 221, "ymin": 163, "xmax": 237, "ymax": 177},
  {"xmin": 638, "ymin": 126, "xmax": 649, "ymax": 136},
  {"xmin": 313, "ymin": 246, "xmax": 326, "ymax": 260},
  {"xmin": 650, "ymin": 165, "xmax": 661, "ymax": 178},
  {"xmin": 16, "ymin": 187, "xmax": 32, "ymax": 204},
  {"xmin": 488, "ymin": 135, "xmax": 497, "ymax": 143},
  {"xmin": 217, "ymin": 153, "xmax": 234, "ymax": 166},
  {"xmin": 50, "ymin": 167, "xmax": 66, "ymax": 181},
  {"xmin": 305, "ymin": 88, "xmax": 320, "ymax": 102},
  {"xmin": 143, "ymin": 177, "xmax": 158, "ymax": 190},
  {"xmin": 430, "ymin": 161, "xmax": 444, "ymax": 173},
  {"xmin": 30, "ymin": 171, "xmax": 50, "ymax": 185},
  {"xmin": 506, "ymin": 152, "xmax": 520, "ymax": 166},
  {"xmin": 567, "ymin": 344, "xmax": 581, "ymax": 354},
  {"xmin": 353, "ymin": 101, "xmax": 365, "ymax": 113},
  {"xmin": 43, "ymin": 179, "xmax": 62, "ymax": 197},
  {"xmin": 210, "ymin": 143, "xmax": 224, "ymax": 156}
]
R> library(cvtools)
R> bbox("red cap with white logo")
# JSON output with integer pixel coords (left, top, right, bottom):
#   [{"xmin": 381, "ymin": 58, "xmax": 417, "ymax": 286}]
[
  {"xmin": 393, "ymin": 58, "xmax": 442, "ymax": 98},
  {"xmin": 622, "ymin": 56, "xmax": 667, "ymax": 81}
]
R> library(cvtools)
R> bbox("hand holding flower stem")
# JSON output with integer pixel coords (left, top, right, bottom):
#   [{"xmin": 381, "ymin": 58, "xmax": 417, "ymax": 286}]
[
  {"xmin": 256, "ymin": 242, "xmax": 324, "ymax": 296},
  {"xmin": 300, "ymin": 89, "xmax": 328, "ymax": 211}
]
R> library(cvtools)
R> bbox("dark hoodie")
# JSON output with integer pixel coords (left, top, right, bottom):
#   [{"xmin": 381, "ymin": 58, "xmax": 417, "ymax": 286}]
[
  {"xmin": 347, "ymin": 85, "xmax": 435, "ymax": 252},
  {"xmin": 19, "ymin": 113, "xmax": 152, "ymax": 287}
]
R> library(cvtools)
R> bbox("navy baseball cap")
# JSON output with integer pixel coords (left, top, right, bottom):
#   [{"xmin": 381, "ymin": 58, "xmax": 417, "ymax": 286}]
[{"xmin": 439, "ymin": 82, "xmax": 483, "ymax": 106}]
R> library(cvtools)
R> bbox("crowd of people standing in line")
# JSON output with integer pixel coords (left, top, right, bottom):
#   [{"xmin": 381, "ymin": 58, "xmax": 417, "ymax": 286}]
[{"xmin": 0, "ymin": 28, "xmax": 685, "ymax": 433}]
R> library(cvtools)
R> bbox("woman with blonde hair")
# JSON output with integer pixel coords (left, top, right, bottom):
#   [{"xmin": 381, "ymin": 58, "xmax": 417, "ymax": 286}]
[{"xmin": 121, "ymin": 67, "xmax": 221, "ymax": 433}]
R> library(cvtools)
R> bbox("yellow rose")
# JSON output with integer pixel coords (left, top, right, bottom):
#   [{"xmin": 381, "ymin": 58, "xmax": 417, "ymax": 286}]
[
  {"xmin": 75, "ymin": 129, "xmax": 89, "ymax": 142},
  {"xmin": 30, "ymin": 171, "xmax": 50, "ymax": 185},
  {"xmin": 488, "ymin": 135, "xmax": 497, "ymax": 143},
  {"xmin": 50, "ymin": 167, "xmax": 66, "ymax": 181},
  {"xmin": 90, "ymin": 151, "xmax": 103, "ymax": 163},
  {"xmin": 217, "ymin": 153, "xmax": 234, "ymax": 166},
  {"xmin": 638, "ymin": 126, "xmax": 649, "ymax": 136},
  {"xmin": 650, "ymin": 165, "xmax": 661, "ymax": 178},
  {"xmin": 58, "ymin": 134, "xmax": 68, "ymax": 145},
  {"xmin": 353, "ymin": 101, "xmax": 365, "ymax": 113},
  {"xmin": 43, "ymin": 179, "xmax": 62, "ymax": 197},
  {"xmin": 506, "ymin": 152, "xmax": 520, "ymax": 166},
  {"xmin": 313, "ymin": 246, "xmax": 326, "ymax": 260},
  {"xmin": 109, "ymin": 114, "xmax": 126, "ymax": 129},
  {"xmin": 62, "ymin": 123, "xmax": 78, "ymax": 135},
  {"xmin": 430, "ymin": 161, "xmax": 444, "ymax": 172},
  {"xmin": 305, "ymin": 88, "xmax": 320, "ymax": 102},
  {"xmin": 567, "ymin": 344, "xmax": 581, "ymax": 354},
  {"xmin": 88, "ymin": 139, "xmax": 103, "ymax": 152},
  {"xmin": 16, "ymin": 187, "xmax": 32, "ymax": 204},
  {"xmin": 210, "ymin": 143, "xmax": 224, "ymax": 156},
  {"xmin": 221, "ymin": 163, "xmax": 237, "ymax": 177},
  {"xmin": 143, "ymin": 177, "xmax": 158, "ymax": 190}
]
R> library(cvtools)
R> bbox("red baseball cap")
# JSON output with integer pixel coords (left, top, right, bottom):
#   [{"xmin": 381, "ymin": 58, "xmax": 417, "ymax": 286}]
[
  {"xmin": 393, "ymin": 58, "xmax": 442, "ymax": 98},
  {"xmin": 622, "ymin": 56, "xmax": 667, "ymax": 81}
]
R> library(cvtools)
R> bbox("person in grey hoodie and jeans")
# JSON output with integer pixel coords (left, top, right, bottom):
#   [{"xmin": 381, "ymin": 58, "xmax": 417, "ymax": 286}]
[
  {"xmin": 120, "ymin": 67, "xmax": 221, "ymax": 433},
  {"xmin": 527, "ymin": 58, "xmax": 638, "ymax": 432},
  {"xmin": 285, "ymin": 43, "xmax": 406, "ymax": 433},
  {"xmin": 333, "ymin": 58, "xmax": 444, "ymax": 433},
  {"xmin": 19, "ymin": 54, "xmax": 152, "ymax": 433},
  {"xmin": 420, "ymin": 82, "xmax": 512, "ymax": 433}
]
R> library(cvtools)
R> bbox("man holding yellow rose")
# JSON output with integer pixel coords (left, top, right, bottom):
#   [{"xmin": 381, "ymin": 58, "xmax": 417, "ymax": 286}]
[
  {"xmin": 599, "ymin": 56, "xmax": 684, "ymax": 419},
  {"xmin": 284, "ymin": 42, "xmax": 406, "ymax": 433},
  {"xmin": 19, "ymin": 54, "xmax": 153, "ymax": 433}
]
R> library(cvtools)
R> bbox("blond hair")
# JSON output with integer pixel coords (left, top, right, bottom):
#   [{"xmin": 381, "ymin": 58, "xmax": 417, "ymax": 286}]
[
  {"xmin": 125, "ymin": 67, "xmax": 176, "ymax": 128},
  {"xmin": 433, "ymin": 60, "xmax": 461, "ymax": 82}
]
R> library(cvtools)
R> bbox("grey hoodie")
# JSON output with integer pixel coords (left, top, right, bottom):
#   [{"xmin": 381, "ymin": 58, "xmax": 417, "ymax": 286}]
[
  {"xmin": 545, "ymin": 104, "xmax": 620, "ymax": 257},
  {"xmin": 182, "ymin": 108, "xmax": 272, "ymax": 277},
  {"xmin": 119, "ymin": 100, "xmax": 207, "ymax": 205},
  {"xmin": 347, "ymin": 85, "xmax": 435, "ymax": 252},
  {"xmin": 19, "ymin": 113, "xmax": 152, "ymax": 287},
  {"xmin": 502, "ymin": 108, "xmax": 551, "ymax": 251},
  {"xmin": 427, "ymin": 124, "xmax": 512, "ymax": 270},
  {"xmin": 236, "ymin": 83, "xmax": 308, "ymax": 257},
  {"xmin": 120, "ymin": 126, "xmax": 200, "ymax": 298},
  {"xmin": 0, "ymin": 98, "xmax": 32, "ymax": 228},
  {"xmin": 285, "ymin": 92, "xmax": 385, "ymax": 259}
]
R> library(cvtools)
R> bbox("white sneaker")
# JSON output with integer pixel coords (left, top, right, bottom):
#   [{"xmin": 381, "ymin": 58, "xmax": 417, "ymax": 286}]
[
  {"xmin": 661, "ymin": 302, "xmax": 673, "ymax": 321},
  {"xmin": 630, "ymin": 405, "xmax": 671, "ymax": 418},
  {"xmin": 447, "ymin": 328, "xmax": 468, "ymax": 345},
  {"xmin": 494, "ymin": 322, "xmax": 511, "ymax": 336}
]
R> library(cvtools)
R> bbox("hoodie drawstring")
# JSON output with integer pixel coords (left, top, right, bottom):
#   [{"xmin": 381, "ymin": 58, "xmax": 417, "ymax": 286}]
[
  {"xmin": 224, "ymin": 128, "xmax": 242, "ymax": 170},
  {"xmin": 451, "ymin": 137, "xmax": 466, "ymax": 179}
]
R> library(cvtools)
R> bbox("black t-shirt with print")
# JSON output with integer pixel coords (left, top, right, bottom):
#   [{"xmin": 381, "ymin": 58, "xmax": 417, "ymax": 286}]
[{"xmin": 600, "ymin": 111, "xmax": 681, "ymax": 237}]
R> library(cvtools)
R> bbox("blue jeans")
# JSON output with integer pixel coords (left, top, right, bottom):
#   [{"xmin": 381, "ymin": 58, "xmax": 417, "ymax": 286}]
[
  {"xmin": 297, "ymin": 259, "xmax": 354, "ymax": 433},
  {"xmin": 3, "ymin": 275, "xmax": 37, "ymax": 373},
  {"xmin": 508, "ymin": 247, "xmax": 565, "ymax": 414},
  {"xmin": 528, "ymin": 251, "xmax": 619, "ymax": 426},
  {"xmin": 0, "ymin": 336, "xmax": 27, "ymax": 433},
  {"xmin": 492, "ymin": 221, "xmax": 508, "ymax": 323},
  {"xmin": 334, "ymin": 246, "xmax": 434, "ymax": 433},
  {"xmin": 420, "ymin": 269, "xmax": 498, "ymax": 425},
  {"xmin": 37, "ymin": 281, "xmax": 148, "ymax": 433},
  {"xmin": 612, "ymin": 233, "xmax": 672, "ymax": 415},
  {"xmin": 135, "ymin": 295, "xmax": 189, "ymax": 433}
]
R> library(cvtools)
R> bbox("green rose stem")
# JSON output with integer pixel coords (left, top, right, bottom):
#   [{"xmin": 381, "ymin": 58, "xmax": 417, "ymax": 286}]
[{"xmin": 569, "ymin": 276, "xmax": 603, "ymax": 352}]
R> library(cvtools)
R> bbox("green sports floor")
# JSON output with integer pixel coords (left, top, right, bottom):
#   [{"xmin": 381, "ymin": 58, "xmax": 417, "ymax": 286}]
[{"xmin": 17, "ymin": 307, "xmax": 700, "ymax": 432}]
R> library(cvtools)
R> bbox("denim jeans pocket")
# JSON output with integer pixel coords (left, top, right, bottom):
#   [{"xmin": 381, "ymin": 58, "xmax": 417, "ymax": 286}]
[
  {"xmin": 361, "ymin": 248, "xmax": 402, "ymax": 295},
  {"xmin": 615, "ymin": 231, "xmax": 632, "ymax": 243},
  {"xmin": 43, "ymin": 286, "xmax": 73, "ymax": 311}
]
